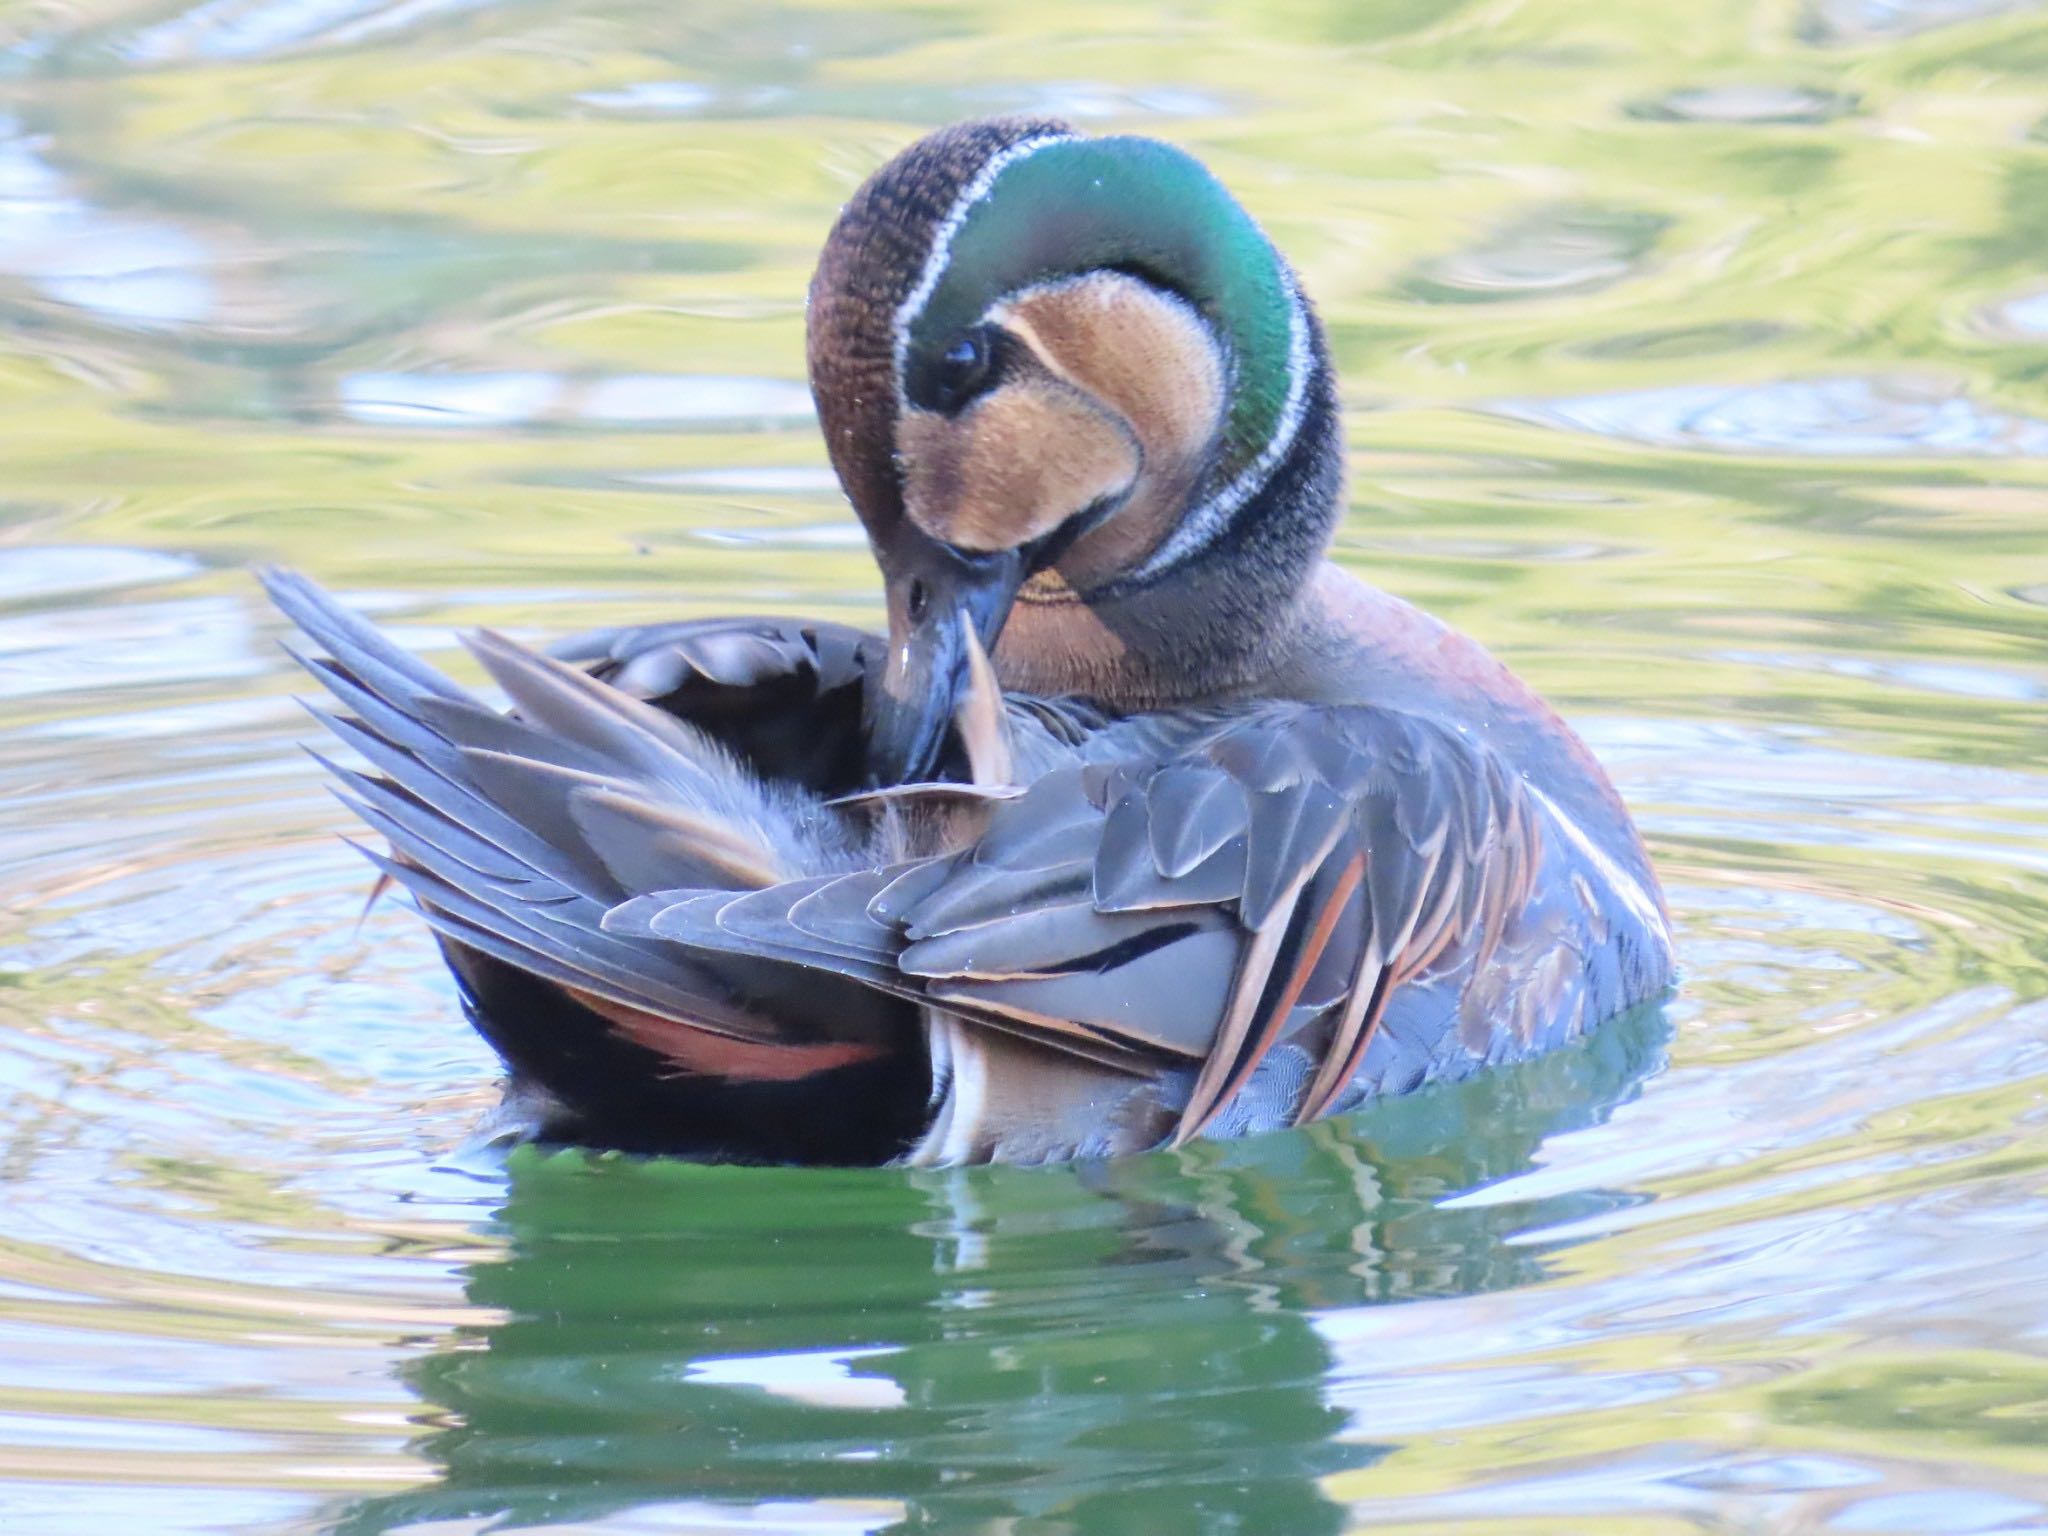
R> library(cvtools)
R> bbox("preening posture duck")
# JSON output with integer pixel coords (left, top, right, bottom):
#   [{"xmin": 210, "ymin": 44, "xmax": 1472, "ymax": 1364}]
[{"xmin": 267, "ymin": 118, "xmax": 1674, "ymax": 1166}]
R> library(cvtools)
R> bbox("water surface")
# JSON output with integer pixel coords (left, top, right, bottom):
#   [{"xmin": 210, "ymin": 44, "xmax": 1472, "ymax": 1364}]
[{"xmin": 2, "ymin": 0, "xmax": 2047, "ymax": 1530}]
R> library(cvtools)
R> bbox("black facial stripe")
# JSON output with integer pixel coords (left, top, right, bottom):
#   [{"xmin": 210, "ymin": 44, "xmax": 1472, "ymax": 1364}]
[
  {"xmin": 1094, "ymin": 333, "xmax": 1338, "ymax": 602},
  {"xmin": 1021, "ymin": 490, "xmax": 1120, "ymax": 575},
  {"xmin": 906, "ymin": 323, "xmax": 1012, "ymax": 415}
]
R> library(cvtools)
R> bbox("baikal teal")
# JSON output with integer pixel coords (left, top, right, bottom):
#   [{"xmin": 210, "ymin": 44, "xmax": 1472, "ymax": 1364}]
[
  {"xmin": 2, "ymin": 0, "xmax": 2048, "ymax": 1530},
  {"xmin": 269, "ymin": 118, "xmax": 1675, "ymax": 1169}
]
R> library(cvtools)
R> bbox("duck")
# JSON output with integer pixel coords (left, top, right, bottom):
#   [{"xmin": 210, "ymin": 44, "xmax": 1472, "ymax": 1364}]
[{"xmin": 265, "ymin": 117, "xmax": 1674, "ymax": 1167}]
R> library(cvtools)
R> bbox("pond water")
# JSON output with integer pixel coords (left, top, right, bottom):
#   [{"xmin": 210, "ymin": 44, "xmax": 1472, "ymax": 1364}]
[{"xmin": 3, "ymin": 0, "xmax": 2047, "ymax": 1530}]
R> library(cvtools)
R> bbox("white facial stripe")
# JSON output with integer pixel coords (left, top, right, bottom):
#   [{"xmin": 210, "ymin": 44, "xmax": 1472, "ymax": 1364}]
[
  {"xmin": 890, "ymin": 131, "xmax": 1076, "ymax": 395},
  {"xmin": 1127, "ymin": 272, "xmax": 1312, "ymax": 584}
]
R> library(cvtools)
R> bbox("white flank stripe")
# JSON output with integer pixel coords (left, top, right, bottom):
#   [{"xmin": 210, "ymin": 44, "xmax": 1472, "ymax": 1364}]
[{"xmin": 1527, "ymin": 784, "xmax": 1671, "ymax": 949}]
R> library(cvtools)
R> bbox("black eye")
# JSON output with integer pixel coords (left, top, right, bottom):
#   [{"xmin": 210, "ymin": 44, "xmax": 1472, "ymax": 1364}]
[
  {"xmin": 905, "ymin": 577, "xmax": 931, "ymax": 624},
  {"xmin": 929, "ymin": 326, "xmax": 996, "ymax": 414}
]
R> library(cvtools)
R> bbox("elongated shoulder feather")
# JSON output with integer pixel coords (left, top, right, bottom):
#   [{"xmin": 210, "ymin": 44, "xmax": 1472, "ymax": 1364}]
[{"xmin": 605, "ymin": 702, "xmax": 1552, "ymax": 1148}]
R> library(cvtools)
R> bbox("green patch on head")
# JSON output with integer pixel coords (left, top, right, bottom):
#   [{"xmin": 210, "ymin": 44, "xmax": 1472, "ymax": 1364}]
[{"xmin": 905, "ymin": 136, "xmax": 1299, "ymax": 488}]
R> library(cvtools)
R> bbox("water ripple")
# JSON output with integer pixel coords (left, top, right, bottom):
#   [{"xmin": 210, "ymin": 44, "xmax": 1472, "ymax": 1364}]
[
  {"xmin": 1498, "ymin": 374, "xmax": 2048, "ymax": 457},
  {"xmin": 0, "ymin": 121, "xmax": 214, "ymax": 328},
  {"xmin": 121, "ymin": 0, "xmax": 495, "ymax": 64},
  {"xmin": 337, "ymin": 371, "xmax": 815, "ymax": 429}
]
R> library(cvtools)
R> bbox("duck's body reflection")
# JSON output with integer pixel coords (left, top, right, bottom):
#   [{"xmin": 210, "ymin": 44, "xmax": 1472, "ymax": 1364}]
[{"xmin": 334, "ymin": 1006, "xmax": 1668, "ymax": 1535}]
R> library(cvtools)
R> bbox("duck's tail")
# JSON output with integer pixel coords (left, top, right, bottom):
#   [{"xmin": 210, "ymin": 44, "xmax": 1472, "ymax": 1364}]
[{"xmin": 261, "ymin": 570, "xmax": 928, "ymax": 1162}]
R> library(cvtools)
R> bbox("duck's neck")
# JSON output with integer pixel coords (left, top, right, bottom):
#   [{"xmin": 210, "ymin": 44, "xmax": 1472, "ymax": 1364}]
[
  {"xmin": 1297, "ymin": 565, "xmax": 1661, "ymax": 902},
  {"xmin": 994, "ymin": 558, "xmax": 1316, "ymax": 707},
  {"xmin": 996, "ymin": 332, "xmax": 1348, "ymax": 707}
]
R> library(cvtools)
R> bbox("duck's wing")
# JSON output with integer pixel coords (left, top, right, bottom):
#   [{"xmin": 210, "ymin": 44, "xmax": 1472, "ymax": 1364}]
[
  {"xmin": 548, "ymin": 613, "xmax": 877, "ymax": 797},
  {"xmin": 261, "ymin": 572, "xmax": 916, "ymax": 1104},
  {"xmin": 611, "ymin": 703, "xmax": 1544, "ymax": 1146}
]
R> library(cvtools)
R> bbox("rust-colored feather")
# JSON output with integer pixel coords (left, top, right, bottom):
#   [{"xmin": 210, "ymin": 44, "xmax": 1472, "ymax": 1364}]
[
  {"xmin": 1178, "ymin": 848, "xmax": 1365, "ymax": 1142},
  {"xmin": 572, "ymin": 988, "xmax": 887, "ymax": 1083}
]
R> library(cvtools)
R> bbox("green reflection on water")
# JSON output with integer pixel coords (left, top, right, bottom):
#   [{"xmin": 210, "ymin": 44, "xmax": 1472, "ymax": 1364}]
[{"xmin": 330, "ymin": 1010, "xmax": 1668, "ymax": 1533}]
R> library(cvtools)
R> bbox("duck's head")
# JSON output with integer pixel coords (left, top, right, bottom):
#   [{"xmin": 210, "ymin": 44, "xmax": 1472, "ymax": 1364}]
[{"xmin": 808, "ymin": 118, "xmax": 1343, "ymax": 781}]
